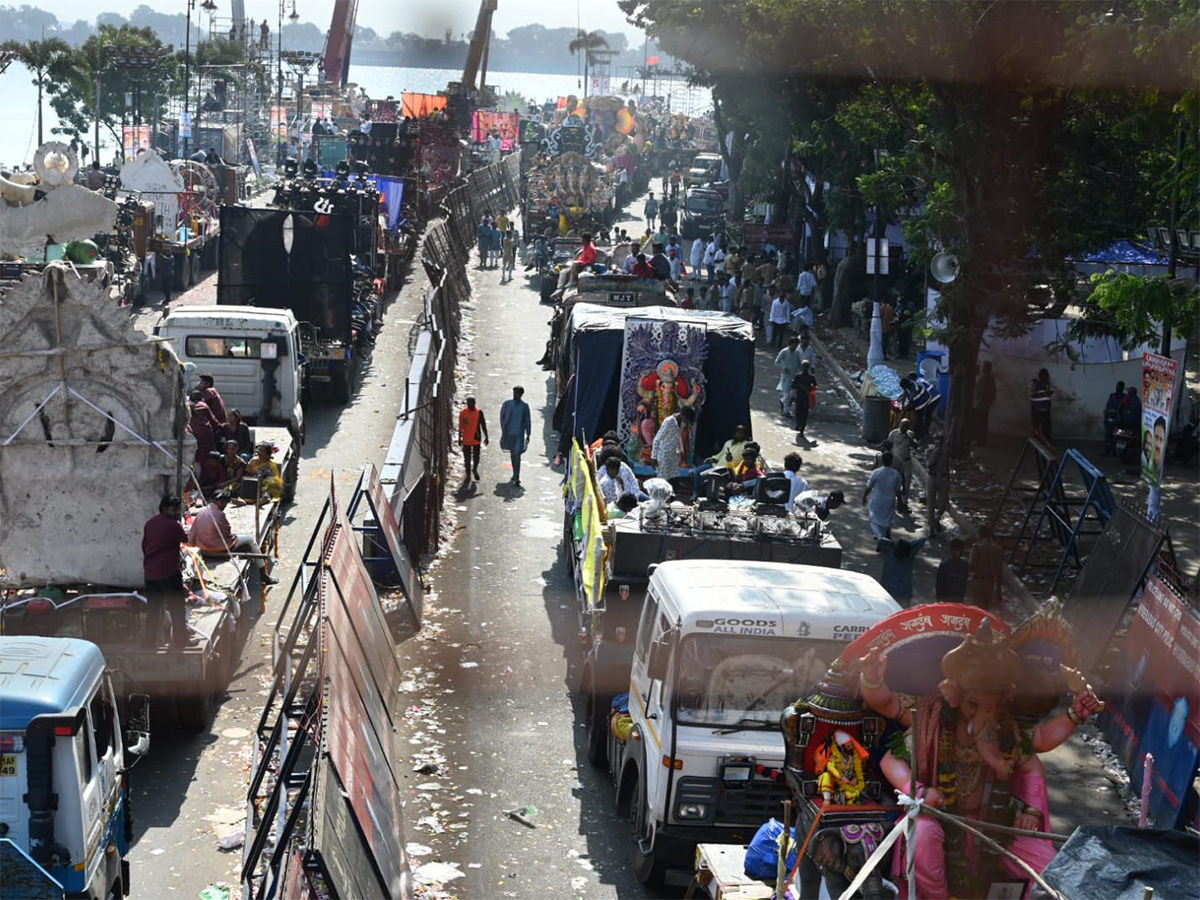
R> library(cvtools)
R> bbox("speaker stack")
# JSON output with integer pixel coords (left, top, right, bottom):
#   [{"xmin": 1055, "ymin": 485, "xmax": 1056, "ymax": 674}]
[{"xmin": 349, "ymin": 124, "xmax": 415, "ymax": 177}]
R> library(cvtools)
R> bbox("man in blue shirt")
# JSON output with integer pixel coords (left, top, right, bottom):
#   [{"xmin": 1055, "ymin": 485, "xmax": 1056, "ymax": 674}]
[{"xmin": 500, "ymin": 386, "xmax": 533, "ymax": 487}]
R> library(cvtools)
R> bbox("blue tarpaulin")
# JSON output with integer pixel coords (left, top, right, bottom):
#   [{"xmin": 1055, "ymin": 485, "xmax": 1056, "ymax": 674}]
[{"xmin": 1080, "ymin": 240, "xmax": 1169, "ymax": 265}]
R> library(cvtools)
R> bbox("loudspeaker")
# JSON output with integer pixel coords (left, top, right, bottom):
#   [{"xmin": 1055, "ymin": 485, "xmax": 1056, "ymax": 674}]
[{"xmin": 930, "ymin": 252, "xmax": 960, "ymax": 284}]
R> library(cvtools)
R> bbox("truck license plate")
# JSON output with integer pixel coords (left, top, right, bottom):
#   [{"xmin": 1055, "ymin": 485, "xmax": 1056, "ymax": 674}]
[
  {"xmin": 0, "ymin": 755, "xmax": 16, "ymax": 776},
  {"xmin": 610, "ymin": 292, "xmax": 636, "ymax": 306}
]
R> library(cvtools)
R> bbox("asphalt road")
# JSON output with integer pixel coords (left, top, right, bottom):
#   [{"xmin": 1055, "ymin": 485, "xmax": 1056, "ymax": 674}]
[{"xmin": 126, "ymin": 273, "xmax": 425, "ymax": 898}]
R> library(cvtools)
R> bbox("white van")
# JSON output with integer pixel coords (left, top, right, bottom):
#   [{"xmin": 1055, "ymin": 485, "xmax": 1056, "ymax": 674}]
[
  {"xmin": 156, "ymin": 306, "xmax": 305, "ymax": 442},
  {"xmin": 686, "ymin": 153, "xmax": 723, "ymax": 187}
]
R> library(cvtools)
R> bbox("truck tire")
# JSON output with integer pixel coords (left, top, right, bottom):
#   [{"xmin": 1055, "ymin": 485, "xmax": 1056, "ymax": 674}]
[
  {"xmin": 177, "ymin": 688, "xmax": 213, "ymax": 731},
  {"xmin": 585, "ymin": 671, "xmax": 609, "ymax": 767},
  {"xmin": 629, "ymin": 773, "xmax": 667, "ymax": 884},
  {"xmin": 334, "ymin": 360, "xmax": 355, "ymax": 404}
]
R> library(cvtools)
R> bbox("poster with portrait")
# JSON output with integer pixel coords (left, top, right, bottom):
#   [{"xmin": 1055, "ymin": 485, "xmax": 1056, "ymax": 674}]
[{"xmin": 1140, "ymin": 352, "xmax": 1178, "ymax": 488}]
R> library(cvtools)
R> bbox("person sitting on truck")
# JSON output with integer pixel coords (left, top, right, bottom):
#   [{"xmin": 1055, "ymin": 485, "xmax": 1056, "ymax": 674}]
[
  {"xmin": 220, "ymin": 441, "xmax": 247, "ymax": 494},
  {"xmin": 188, "ymin": 489, "xmax": 278, "ymax": 584},
  {"xmin": 598, "ymin": 456, "xmax": 644, "ymax": 507},
  {"xmin": 244, "ymin": 442, "xmax": 284, "ymax": 504},
  {"xmin": 728, "ymin": 443, "xmax": 766, "ymax": 491},
  {"xmin": 551, "ymin": 233, "xmax": 598, "ymax": 298},
  {"xmin": 631, "ymin": 253, "xmax": 655, "ymax": 278},
  {"xmin": 198, "ymin": 450, "xmax": 227, "ymax": 493},
  {"xmin": 197, "ymin": 374, "xmax": 227, "ymax": 426},
  {"xmin": 650, "ymin": 405, "xmax": 696, "ymax": 483},
  {"xmin": 783, "ymin": 452, "xmax": 809, "ymax": 511},
  {"xmin": 607, "ymin": 492, "xmax": 640, "ymax": 519},
  {"xmin": 220, "ymin": 409, "xmax": 253, "ymax": 457},
  {"xmin": 142, "ymin": 496, "xmax": 191, "ymax": 648}
]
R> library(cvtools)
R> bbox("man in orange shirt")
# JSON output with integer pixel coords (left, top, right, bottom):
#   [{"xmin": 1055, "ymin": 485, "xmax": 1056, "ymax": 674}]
[
  {"xmin": 458, "ymin": 396, "xmax": 489, "ymax": 483},
  {"xmin": 552, "ymin": 232, "xmax": 598, "ymax": 298}
]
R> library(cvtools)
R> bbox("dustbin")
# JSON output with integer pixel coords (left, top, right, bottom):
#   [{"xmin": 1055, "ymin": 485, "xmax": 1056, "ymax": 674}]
[{"xmin": 862, "ymin": 396, "xmax": 892, "ymax": 444}]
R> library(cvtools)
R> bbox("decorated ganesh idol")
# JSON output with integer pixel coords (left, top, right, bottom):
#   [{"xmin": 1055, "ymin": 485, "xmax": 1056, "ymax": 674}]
[{"xmin": 850, "ymin": 603, "xmax": 1104, "ymax": 900}]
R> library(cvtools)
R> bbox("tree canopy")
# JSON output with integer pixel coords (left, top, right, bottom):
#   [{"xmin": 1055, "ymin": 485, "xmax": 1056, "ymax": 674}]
[{"xmin": 621, "ymin": 0, "xmax": 1199, "ymax": 454}]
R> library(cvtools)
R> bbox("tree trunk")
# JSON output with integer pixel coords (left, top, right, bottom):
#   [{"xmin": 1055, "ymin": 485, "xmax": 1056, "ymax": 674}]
[{"xmin": 945, "ymin": 296, "xmax": 981, "ymax": 459}]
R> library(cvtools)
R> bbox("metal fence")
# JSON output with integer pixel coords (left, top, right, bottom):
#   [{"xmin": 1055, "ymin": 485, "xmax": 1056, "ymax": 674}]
[{"xmin": 381, "ymin": 152, "xmax": 523, "ymax": 563}]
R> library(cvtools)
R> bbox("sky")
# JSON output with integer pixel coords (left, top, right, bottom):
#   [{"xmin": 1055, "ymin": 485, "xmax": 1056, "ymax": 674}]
[{"xmin": 50, "ymin": 0, "xmax": 645, "ymax": 43}]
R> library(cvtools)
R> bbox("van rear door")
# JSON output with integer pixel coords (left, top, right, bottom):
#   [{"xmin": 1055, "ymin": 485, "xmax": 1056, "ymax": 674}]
[
  {"xmin": 0, "ymin": 732, "xmax": 29, "ymax": 851},
  {"xmin": 178, "ymin": 332, "xmax": 269, "ymax": 422}
]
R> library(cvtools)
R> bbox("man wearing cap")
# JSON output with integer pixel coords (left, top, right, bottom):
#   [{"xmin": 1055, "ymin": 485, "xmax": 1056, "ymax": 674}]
[
  {"xmin": 142, "ymin": 496, "xmax": 190, "ymax": 648},
  {"xmin": 458, "ymin": 396, "xmax": 489, "ymax": 483},
  {"xmin": 499, "ymin": 386, "xmax": 532, "ymax": 486},
  {"xmin": 188, "ymin": 490, "xmax": 278, "ymax": 584}
]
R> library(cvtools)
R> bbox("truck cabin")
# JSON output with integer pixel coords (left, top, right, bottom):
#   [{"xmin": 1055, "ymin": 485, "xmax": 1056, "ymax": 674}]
[
  {"xmin": 561, "ymin": 273, "xmax": 678, "ymax": 315},
  {"xmin": 0, "ymin": 637, "xmax": 145, "ymax": 896},
  {"xmin": 636, "ymin": 562, "xmax": 902, "ymax": 735}
]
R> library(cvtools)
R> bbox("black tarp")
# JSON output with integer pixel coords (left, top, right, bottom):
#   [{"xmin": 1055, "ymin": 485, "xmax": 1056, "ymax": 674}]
[
  {"xmin": 1062, "ymin": 503, "xmax": 1166, "ymax": 670},
  {"xmin": 563, "ymin": 304, "xmax": 755, "ymax": 458},
  {"xmin": 218, "ymin": 206, "xmax": 354, "ymax": 342},
  {"xmin": 1039, "ymin": 827, "xmax": 1199, "ymax": 900}
]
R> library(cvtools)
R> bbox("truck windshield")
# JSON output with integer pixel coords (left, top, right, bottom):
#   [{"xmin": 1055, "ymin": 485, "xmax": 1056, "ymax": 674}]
[{"xmin": 674, "ymin": 634, "xmax": 842, "ymax": 728}]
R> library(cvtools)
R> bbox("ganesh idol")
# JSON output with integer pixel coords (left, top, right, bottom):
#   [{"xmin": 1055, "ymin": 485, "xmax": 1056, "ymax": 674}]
[{"xmin": 855, "ymin": 615, "xmax": 1103, "ymax": 899}]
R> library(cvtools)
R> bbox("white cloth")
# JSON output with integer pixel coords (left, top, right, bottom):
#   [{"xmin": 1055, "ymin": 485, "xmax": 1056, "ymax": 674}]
[
  {"xmin": 774, "ymin": 346, "xmax": 803, "ymax": 392},
  {"xmin": 769, "ymin": 296, "xmax": 791, "ymax": 326},
  {"xmin": 784, "ymin": 471, "xmax": 809, "ymax": 511},
  {"xmin": 690, "ymin": 239, "xmax": 704, "ymax": 271},
  {"xmin": 598, "ymin": 461, "xmax": 640, "ymax": 504},
  {"xmin": 796, "ymin": 269, "xmax": 817, "ymax": 297}
]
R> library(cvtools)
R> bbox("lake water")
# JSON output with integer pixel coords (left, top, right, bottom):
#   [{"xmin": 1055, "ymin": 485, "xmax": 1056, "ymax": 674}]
[{"xmin": 0, "ymin": 64, "xmax": 710, "ymax": 166}]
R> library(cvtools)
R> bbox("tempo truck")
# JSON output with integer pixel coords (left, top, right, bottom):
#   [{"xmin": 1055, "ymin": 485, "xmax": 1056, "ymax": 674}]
[
  {"xmin": 0, "ymin": 636, "xmax": 150, "ymax": 899},
  {"xmin": 601, "ymin": 560, "xmax": 900, "ymax": 883}
]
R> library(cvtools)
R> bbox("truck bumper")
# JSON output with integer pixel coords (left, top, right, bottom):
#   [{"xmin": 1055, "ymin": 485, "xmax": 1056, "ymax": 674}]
[{"xmin": 653, "ymin": 822, "xmax": 766, "ymax": 865}]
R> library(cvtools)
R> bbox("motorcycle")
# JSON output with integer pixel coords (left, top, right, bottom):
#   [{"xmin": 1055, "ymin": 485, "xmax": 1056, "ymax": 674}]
[{"xmin": 1112, "ymin": 425, "xmax": 1140, "ymax": 465}]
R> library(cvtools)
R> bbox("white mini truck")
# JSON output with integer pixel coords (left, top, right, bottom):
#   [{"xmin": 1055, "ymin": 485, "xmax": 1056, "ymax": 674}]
[{"xmin": 605, "ymin": 560, "xmax": 901, "ymax": 882}]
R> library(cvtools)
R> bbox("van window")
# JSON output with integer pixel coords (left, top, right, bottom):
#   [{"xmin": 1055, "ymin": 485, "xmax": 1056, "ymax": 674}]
[
  {"xmin": 185, "ymin": 335, "xmax": 263, "ymax": 359},
  {"xmin": 75, "ymin": 729, "xmax": 93, "ymax": 783},
  {"xmin": 89, "ymin": 692, "xmax": 114, "ymax": 759}
]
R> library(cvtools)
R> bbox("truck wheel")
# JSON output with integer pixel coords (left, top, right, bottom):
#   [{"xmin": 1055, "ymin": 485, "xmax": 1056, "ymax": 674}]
[
  {"xmin": 177, "ymin": 689, "xmax": 213, "ymax": 731},
  {"xmin": 629, "ymin": 775, "xmax": 666, "ymax": 884},
  {"xmin": 335, "ymin": 362, "xmax": 355, "ymax": 404},
  {"xmin": 585, "ymin": 673, "xmax": 609, "ymax": 767}
]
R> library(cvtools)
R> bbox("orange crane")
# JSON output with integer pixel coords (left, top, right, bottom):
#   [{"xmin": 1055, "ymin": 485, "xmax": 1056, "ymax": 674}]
[
  {"xmin": 461, "ymin": 0, "xmax": 498, "ymax": 93},
  {"xmin": 322, "ymin": 0, "xmax": 358, "ymax": 88}
]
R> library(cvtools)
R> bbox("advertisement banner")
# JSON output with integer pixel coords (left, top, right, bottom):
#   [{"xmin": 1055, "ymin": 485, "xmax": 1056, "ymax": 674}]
[
  {"xmin": 121, "ymin": 125, "xmax": 151, "ymax": 159},
  {"xmin": 1140, "ymin": 351, "xmax": 1178, "ymax": 487},
  {"xmin": 1118, "ymin": 574, "xmax": 1200, "ymax": 827},
  {"xmin": 471, "ymin": 110, "xmax": 519, "ymax": 149},
  {"xmin": 590, "ymin": 75, "xmax": 611, "ymax": 96}
]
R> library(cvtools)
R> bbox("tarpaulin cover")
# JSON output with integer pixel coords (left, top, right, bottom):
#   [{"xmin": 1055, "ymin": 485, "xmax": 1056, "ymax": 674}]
[
  {"xmin": 401, "ymin": 92, "xmax": 447, "ymax": 119},
  {"xmin": 377, "ymin": 176, "xmax": 404, "ymax": 231},
  {"xmin": 1080, "ymin": 240, "xmax": 1169, "ymax": 265},
  {"xmin": 565, "ymin": 304, "xmax": 753, "ymax": 458},
  {"xmin": 1040, "ymin": 827, "xmax": 1200, "ymax": 900}
]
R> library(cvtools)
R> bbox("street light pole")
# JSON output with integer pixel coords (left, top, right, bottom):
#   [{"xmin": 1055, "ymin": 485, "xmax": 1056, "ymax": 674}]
[{"xmin": 183, "ymin": 1, "xmax": 192, "ymax": 159}]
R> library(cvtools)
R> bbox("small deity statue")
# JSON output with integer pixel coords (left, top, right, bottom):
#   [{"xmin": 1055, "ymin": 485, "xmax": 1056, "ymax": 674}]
[{"xmin": 813, "ymin": 730, "xmax": 870, "ymax": 805}]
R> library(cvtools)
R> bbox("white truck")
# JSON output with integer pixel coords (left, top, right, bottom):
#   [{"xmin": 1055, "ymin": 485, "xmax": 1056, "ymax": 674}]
[
  {"xmin": 605, "ymin": 560, "xmax": 901, "ymax": 883},
  {"xmin": 0, "ymin": 636, "xmax": 150, "ymax": 899},
  {"xmin": 155, "ymin": 305, "xmax": 307, "ymax": 456}
]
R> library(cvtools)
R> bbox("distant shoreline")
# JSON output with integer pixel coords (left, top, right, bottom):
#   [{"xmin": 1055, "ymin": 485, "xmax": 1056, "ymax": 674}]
[{"xmin": 348, "ymin": 55, "xmax": 682, "ymax": 79}]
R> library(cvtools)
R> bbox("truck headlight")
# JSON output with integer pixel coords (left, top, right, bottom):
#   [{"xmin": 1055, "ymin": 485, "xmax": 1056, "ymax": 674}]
[{"xmin": 675, "ymin": 803, "xmax": 709, "ymax": 820}]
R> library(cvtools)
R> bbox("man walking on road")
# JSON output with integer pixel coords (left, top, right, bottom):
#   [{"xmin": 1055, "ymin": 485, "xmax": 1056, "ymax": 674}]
[
  {"xmin": 887, "ymin": 418, "xmax": 915, "ymax": 514},
  {"xmin": 159, "ymin": 250, "xmax": 176, "ymax": 306},
  {"xmin": 863, "ymin": 450, "xmax": 903, "ymax": 540},
  {"xmin": 968, "ymin": 524, "xmax": 1005, "ymax": 613},
  {"xmin": 643, "ymin": 192, "xmax": 659, "ymax": 230},
  {"xmin": 500, "ymin": 386, "xmax": 532, "ymax": 486},
  {"xmin": 925, "ymin": 438, "xmax": 951, "ymax": 535},
  {"xmin": 458, "ymin": 396, "xmax": 489, "ymax": 484},
  {"xmin": 775, "ymin": 335, "xmax": 803, "ymax": 414}
]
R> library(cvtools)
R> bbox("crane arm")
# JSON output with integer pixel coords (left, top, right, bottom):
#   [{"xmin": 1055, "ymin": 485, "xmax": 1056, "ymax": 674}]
[
  {"xmin": 323, "ymin": 0, "xmax": 359, "ymax": 87},
  {"xmin": 461, "ymin": 0, "xmax": 497, "ymax": 91}
]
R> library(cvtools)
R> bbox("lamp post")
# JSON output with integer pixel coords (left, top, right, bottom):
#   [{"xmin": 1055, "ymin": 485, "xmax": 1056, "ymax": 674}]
[
  {"xmin": 106, "ymin": 46, "xmax": 169, "ymax": 159},
  {"xmin": 183, "ymin": 0, "xmax": 218, "ymax": 160},
  {"xmin": 276, "ymin": 0, "xmax": 300, "ymax": 164}
]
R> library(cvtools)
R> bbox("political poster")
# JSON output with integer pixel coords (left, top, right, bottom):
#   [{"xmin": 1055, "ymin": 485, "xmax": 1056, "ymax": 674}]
[
  {"xmin": 1140, "ymin": 352, "xmax": 1179, "ymax": 488},
  {"xmin": 121, "ymin": 125, "xmax": 151, "ymax": 159},
  {"xmin": 1120, "ymin": 574, "xmax": 1200, "ymax": 827}
]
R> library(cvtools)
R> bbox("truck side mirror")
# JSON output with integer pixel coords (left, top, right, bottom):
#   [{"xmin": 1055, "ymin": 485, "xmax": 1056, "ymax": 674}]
[
  {"xmin": 125, "ymin": 694, "xmax": 150, "ymax": 739},
  {"xmin": 647, "ymin": 639, "xmax": 670, "ymax": 682}
]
